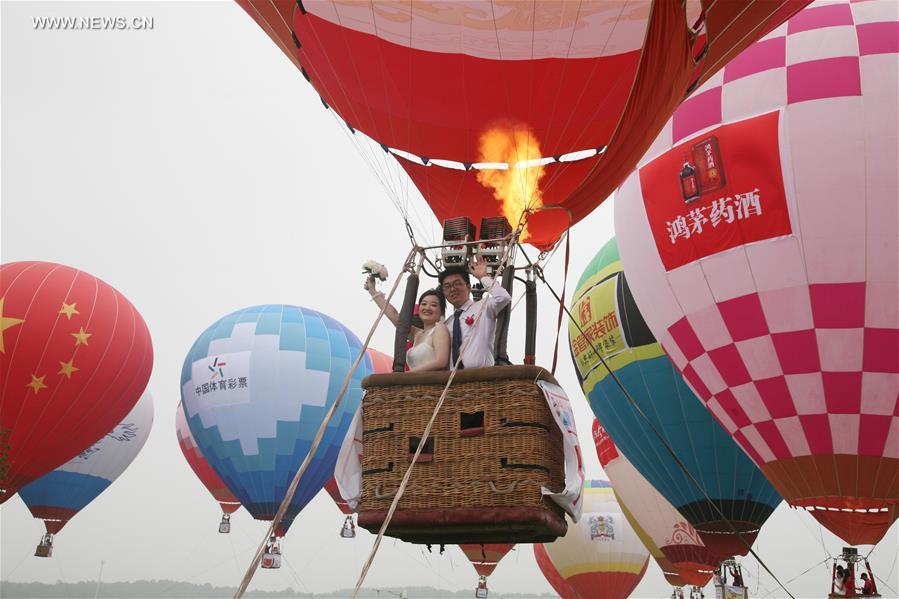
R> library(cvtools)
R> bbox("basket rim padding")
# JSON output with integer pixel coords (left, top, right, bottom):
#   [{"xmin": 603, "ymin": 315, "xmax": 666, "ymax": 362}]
[{"xmin": 362, "ymin": 364, "xmax": 559, "ymax": 389}]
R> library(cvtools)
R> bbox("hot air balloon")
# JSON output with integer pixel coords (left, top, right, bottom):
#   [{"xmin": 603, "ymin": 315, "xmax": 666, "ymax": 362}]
[
  {"xmin": 569, "ymin": 238, "xmax": 781, "ymax": 558},
  {"xmin": 615, "ymin": 0, "xmax": 898, "ymax": 547},
  {"xmin": 323, "ymin": 347, "xmax": 392, "ymax": 539},
  {"xmin": 0, "ymin": 261, "xmax": 153, "ymax": 501},
  {"xmin": 593, "ymin": 419, "xmax": 716, "ymax": 589},
  {"xmin": 538, "ymin": 480, "xmax": 649, "ymax": 599},
  {"xmin": 236, "ymin": 0, "xmax": 809, "ymax": 249},
  {"xmin": 534, "ymin": 543, "xmax": 578, "ymax": 599},
  {"xmin": 180, "ymin": 304, "xmax": 371, "ymax": 566},
  {"xmin": 18, "ymin": 389, "xmax": 153, "ymax": 557},
  {"xmin": 175, "ymin": 401, "xmax": 242, "ymax": 533},
  {"xmin": 459, "ymin": 543, "xmax": 514, "ymax": 597}
]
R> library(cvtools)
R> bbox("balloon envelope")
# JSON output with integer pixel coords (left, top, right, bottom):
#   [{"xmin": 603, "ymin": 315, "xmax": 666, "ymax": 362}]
[
  {"xmin": 615, "ymin": 0, "xmax": 898, "ymax": 546},
  {"xmin": 594, "ymin": 419, "xmax": 716, "ymax": 587},
  {"xmin": 175, "ymin": 401, "xmax": 241, "ymax": 515},
  {"xmin": 180, "ymin": 304, "xmax": 370, "ymax": 534},
  {"xmin": 18, "ymin": 390, "xmax": 153, "ymax": 534},
  {"xmin": 540, "ymin": 480, "xmax": 649, "ymax": 599},
  {"xmin": 0, "ymin": 261, "xmax": 153, "ymax": 501},
  {"xmin": 534, "ymin": 543, "xmax": 578, "ymax": 599},
  {"xmin": 459, "ymin": 543, "xmax": 515, "ymax": 578},
  {"xmin": 237, "ymin": 0, "xmax": 808, "ymax": 249},
  {"xmin": 569, "ymin": 238, "xmax": 781, "ymax": 557}
]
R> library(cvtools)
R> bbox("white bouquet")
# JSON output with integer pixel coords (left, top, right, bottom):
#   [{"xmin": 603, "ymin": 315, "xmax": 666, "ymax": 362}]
[{"xmin": 362, "ymin": 260, "xmax": 389, "ymax": 281}]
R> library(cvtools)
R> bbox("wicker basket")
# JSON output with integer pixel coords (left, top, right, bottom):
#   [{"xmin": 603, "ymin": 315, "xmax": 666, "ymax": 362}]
[{"xmin": 357, "ymin": 365, "xmax": 568, "ymax": 544}]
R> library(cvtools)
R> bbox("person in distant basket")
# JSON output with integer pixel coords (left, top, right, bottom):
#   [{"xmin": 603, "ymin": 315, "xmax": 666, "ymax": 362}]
[{"xmin": 439, "ymin": 254, "xmax": 512, "ymax": 370}]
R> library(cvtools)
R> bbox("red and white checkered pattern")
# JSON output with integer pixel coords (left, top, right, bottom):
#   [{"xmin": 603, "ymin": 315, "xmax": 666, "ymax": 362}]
[{"xmin": 615, "ymin": 0, "xmax": 898, "ymax": 471}]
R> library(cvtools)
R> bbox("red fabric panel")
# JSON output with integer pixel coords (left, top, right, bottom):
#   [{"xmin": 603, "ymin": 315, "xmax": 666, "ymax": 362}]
[
  {"xmin": 294, "ymin": 12, "xmax": 639, "ymax": 161},
  {"xmin": 26, "ymin": 506, "xmax": 78, "ymax": 534},
  {"xmin": 534, "ymin": 543, "xmax": 578, "ymax": 599}
]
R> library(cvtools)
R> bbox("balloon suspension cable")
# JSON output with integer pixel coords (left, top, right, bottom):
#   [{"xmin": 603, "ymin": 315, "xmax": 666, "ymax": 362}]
[
  {"xmin": 351, "ymin": 228, "xmax": 521, "ymax": 599},
  {"xmin": 233, "ymin": 246, "xmax": 418, "ymax": 599},
  {"xmin": 516, "ymin": 249, "xmax": 796, "ymax": 599}
]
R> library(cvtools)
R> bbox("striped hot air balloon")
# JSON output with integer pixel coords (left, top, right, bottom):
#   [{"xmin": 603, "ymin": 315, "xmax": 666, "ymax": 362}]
[
  {"xmin": 534, "ymin": 543, "xmax": 578, "ymax": 599},
  {"xmin": 593, "ymin": 419, "xmax": 716, "ymax": 588},
  {"xmin": 569, "ymin": 238, "xmax": 781, "ymax": 558},
  {"xmin": 175, "ymin": 401, "xmax": 242, "ymax": 531},
  {"xmin": 19, "ymin": 390, "xmax": 153, "ymax": 556},
  {"xmin": 538, "ymin": 480, "xmax": 649, "ymax": 599},
  {"xmin": 615, "ymin": 0, "xmax": 899, "ymax": 547},
  {"xmin": 236, "ymin": 0, "xmax": 809, "ymax": 250},
  {"xmin": 1, "ymin": 261, "xmax": 153, "ymax": 501}
]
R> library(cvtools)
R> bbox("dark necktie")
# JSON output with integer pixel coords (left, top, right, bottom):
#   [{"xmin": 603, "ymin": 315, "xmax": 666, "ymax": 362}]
[{"xmin": 451, "ymin": 308, "xmax": 464, "ymax": 369}]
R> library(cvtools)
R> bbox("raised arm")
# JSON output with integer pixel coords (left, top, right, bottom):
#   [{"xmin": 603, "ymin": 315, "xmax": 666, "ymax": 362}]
[
  {"xmin": 469, "ymin": 254, "xmax": 512, "ymax": 316},
  {"xmin": 364, "ymin": 276, "xmax": 400, "ymax": 326}
]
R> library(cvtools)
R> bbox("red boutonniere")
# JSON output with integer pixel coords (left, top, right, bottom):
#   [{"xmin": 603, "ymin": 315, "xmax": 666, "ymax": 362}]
[{"xmin": 464, "ymin": 315, "xmax": 475, "ymax": 326}]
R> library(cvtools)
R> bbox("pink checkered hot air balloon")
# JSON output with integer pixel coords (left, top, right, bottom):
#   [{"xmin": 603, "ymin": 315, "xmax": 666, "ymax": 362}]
[{"xmin": 615, "ymin": 0, "xmax": 898, "ymax": 547}]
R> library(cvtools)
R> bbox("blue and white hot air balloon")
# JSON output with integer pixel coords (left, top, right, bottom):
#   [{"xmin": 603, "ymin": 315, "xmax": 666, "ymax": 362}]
[
  {"xmin": 18, "ymin": 389, "xmax": 154, "ymax": 557},
  {"xmin": 180, "ymin": 305, "xmax": 371, "ymax": 541}
]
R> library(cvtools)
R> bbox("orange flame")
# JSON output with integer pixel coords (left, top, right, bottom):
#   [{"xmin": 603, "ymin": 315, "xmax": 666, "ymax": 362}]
[{"xmin": 476, "ymin": 125, "xmax": 545, "ymax": 242}]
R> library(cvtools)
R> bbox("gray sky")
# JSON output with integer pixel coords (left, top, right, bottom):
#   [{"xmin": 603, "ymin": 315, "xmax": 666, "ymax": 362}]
[{"xmin": 1, "ymin": 2, "xmax": 896, "ymax": 597}]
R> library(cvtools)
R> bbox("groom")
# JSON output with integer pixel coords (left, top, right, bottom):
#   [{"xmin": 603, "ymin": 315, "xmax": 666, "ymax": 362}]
[{"xmin": 439, "ymin": 254, "xmax": 512, "ymax": 370}]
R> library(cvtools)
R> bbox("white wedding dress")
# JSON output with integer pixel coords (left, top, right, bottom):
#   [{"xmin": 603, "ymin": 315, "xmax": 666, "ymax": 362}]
[{"xmin": 406, "ymin": 326, "xmax": 437, "ymax": 371}]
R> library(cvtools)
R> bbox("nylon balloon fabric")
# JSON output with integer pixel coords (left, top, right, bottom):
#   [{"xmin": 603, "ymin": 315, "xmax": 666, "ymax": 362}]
[
  {"xmin": 236, "ymin": 0, "xmax": 809, "ymax": 249},
  {"xmin": 538, "ymin": 480, "xmax": 649, "ymax": 599},
  {"xmin": 569, "ymin": 238, "xmax": 781, "ymax": 558},
  {"xmin": 180, "ymin": 304, "xmax": 371, "ymax": 534},
  {"xmin": 0, "ymin": 261, "xmax": 153, "ymax": 502},
  {"xmin": 18, "ymin": 390, "xmax": 153, "ymax": 534},
  {"xmin": 594, "ymin": 419, "xmax": 715, "ymax": 587},
  {"xmin": 175, "ymin": 401, "xmax": 241, "ymax": 516},
  {"xmin": 615, "ymin": 0, "xmax": 899, "ymax": 547}
]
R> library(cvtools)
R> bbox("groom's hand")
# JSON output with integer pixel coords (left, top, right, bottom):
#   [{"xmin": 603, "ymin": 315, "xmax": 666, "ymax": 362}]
[{"xmin": 469, "ymin": 254, "xmax": 488, "ymax": 279}]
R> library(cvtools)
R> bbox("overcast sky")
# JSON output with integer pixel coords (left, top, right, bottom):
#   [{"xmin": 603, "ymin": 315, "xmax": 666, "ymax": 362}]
[{"xmin": 1, "ymin": 2, "xmax": 896, "ymax": 598}]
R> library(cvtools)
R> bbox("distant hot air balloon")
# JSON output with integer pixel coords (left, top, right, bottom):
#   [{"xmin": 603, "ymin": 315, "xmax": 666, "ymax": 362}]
[
  {"xmin": 615, "ymin": 0, "xmax": 898, "ymax": 547},
  {"xmin": 569, "ymin": 238, "xmax": 781, "ymax": 558},
  {"xmin": 459, "ymin": 543, "xmax": 514, "ymax": 597},
  {"xmin": 593, "ymin": 419, "xmax": 716, "ymax": 588},
  {"xmin": 175, "ymin": 401, "xmax": 242, "ymax": 533},
  {"xmin": 323, "ymin": 347, "xmax": 392, "ymax": 539},
  {"xmin": 18, "ymin": 390, "xmax": 153, "ymax": 557},
  {"xmin": 538, "ymin": 480, "xmax": 649, "ymax": 599},
  {"xmin": 237, "ymin": 0, "xmax": 809, "ymax": 249},
  {"xmin": 0, "ymin": 261, "xmax": 153, "ymax": 501},
  {"xmin": 181, "ymin": 304, "xmax": 371, "ymax": 564},
  {"xmin": 534, "ymin": 543, "xmax": 578, "ymax": 599}
]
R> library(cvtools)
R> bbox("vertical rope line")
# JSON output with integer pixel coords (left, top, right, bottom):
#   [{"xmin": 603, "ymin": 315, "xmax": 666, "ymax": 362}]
[
  {"xmin": 351, "ymin": 234, "xmax": 519, "ymax": 598},
  {"xmin": 233, "ymin": 246, "xmax": 418, "ymax": 599}
]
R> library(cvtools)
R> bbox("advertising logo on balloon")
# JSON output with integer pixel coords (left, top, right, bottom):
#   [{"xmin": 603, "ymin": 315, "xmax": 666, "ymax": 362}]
[
  {"xmin": 570, "ymin": 276, "xmax": 628, "ymax": 379},
  {"xmin": 639, "ymin": 110, "xmax": 792, "ymax": 271},
  {"xmin": 190, "ymin": 352, "xmax": 251, "ymax": 407},
  {"xmin": 588, "ymin": 513, "xmax": 616, "ymax": 541}
]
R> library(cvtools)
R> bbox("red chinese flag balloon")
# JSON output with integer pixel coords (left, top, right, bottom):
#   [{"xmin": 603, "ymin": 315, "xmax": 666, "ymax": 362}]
[{"xmin": 0, "ymin": 261, "xmax": 153, "ymax": 501}]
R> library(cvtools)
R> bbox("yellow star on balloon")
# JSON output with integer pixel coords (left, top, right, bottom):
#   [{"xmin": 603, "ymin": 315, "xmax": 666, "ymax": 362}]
[
  {"xmin": 72, "ymin": 327, "xmax": 92, "ymax": 346},
  {"xmin": 58, "ymin": 359, "xmax": 79, "ymax": 379},
  {"xmin": 0, "ymin": 296, "xmax": 25, "ymax": 354},
  {"xmin": 59, "ymin": 302, "xmax": 80, "ymax": 320},
  {"xmin": 27, "ymin": 374, "xmax": 48, "ymax": 394}
]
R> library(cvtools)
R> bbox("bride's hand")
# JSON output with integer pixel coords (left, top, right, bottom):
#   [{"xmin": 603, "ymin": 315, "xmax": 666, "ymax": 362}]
[{"xmin": 363, "ymin": 275, "xmax": 378, "ymax": 295}]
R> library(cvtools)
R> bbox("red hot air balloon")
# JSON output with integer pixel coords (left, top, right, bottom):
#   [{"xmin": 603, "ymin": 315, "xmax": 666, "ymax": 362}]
[
  {"xmin": 1, "ymin": 261, "xmax": 153, "ymax": 501},
  {"xmin": 459, "ymin": 543, "xmax": 514, "ymax": 596},
  {"xmin": 615, "ymin": 0, "xmax": 899, "ymax": 547},
  {"xmin": 534, "ymin": 543, "xmax": 578, "ymax": 599},
  {"xmin": 175, "ymin": 401, "xmax": 242, "ymax": 532},
  {"xmin": 236, "ymin": 0, "xmax": 809, "ymax": 249}
]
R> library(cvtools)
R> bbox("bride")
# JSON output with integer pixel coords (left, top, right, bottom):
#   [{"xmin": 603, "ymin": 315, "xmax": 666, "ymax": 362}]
[{"xmin": 365, "ymin": 280, "xmax": 450, "ymax": 372}]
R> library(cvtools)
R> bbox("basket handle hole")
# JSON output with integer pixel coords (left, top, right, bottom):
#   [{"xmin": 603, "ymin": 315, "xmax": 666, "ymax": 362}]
[
  {"xmin": 460, "ymin": 411, "xmax": 485, "ymax": 437},
  {"xmin": 408, "ymin": 436, "xmax": 434, "ymax": 462}
]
